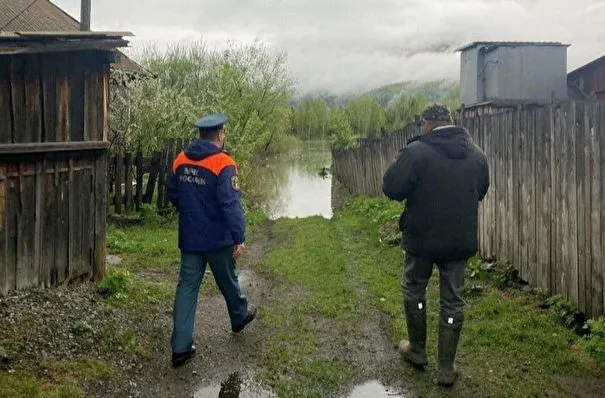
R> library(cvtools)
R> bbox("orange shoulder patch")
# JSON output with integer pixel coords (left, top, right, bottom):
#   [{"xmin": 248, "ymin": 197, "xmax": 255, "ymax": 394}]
[
  {"xmin": 172, "ymin": 151, "xmax": 188, "ymax": 173},
  {"xmin": 202, "ymin": 152, "xmax": 237, "ymax": 175},
  {"xmin": 172, "ymin": 151, "xmax": 237, "ymax": 175}
]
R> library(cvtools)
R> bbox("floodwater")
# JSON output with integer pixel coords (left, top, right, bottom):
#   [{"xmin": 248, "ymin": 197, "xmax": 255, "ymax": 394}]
[
  {"xmin": 194, "ymin": 372, "xmax": 276, "ymax": 398},
  {"xmin": 194, "ymin": 374, "xmax": 404, "ymax": 398},
  {"xmin": 348, "ymin": 381, "xmax": 406, "ymax": 398},
  {"xmin": 252, "ymin": 140, "xmax": 333, "ymax": 220}
]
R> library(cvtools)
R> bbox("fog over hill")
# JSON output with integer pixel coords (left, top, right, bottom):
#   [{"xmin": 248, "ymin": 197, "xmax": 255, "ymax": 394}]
[
  {"xmin": 295, "ymin": 80, "xmax": 459, "ymax": 107},
  {"xmin": 54, "ymin": 0, "xmax": 605, "ymax": 96}
]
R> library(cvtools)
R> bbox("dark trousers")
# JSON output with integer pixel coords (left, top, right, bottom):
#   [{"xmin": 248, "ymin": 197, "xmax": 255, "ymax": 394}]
[
  {"xmin": 171, "ymin": 246, "xmax": 248, "ymax": 354},
  {"xmin": 402, "ymin": 254, "xmax": 467, "ymax": 326}
]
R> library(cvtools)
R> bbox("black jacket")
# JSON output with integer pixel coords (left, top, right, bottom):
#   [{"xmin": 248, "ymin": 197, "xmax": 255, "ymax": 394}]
[{"xmin": 382, "ymin": 125, "xmax": 490, "ymax": 260}]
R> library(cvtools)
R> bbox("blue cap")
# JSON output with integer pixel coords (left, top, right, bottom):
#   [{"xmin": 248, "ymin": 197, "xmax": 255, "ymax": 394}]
[{"xmin": 194, "ymin": 113, "xmax": 228, "ymax": 131}]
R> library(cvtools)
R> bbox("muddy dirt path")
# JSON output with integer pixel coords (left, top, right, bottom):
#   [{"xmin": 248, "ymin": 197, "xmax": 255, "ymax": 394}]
[
  {"xmin": 128, "ymin": 221, "xmax": 276, "ymax": 398},
  {"xmin": 129, "ymin": 220, "xmax": 405, "ymax": 398}
]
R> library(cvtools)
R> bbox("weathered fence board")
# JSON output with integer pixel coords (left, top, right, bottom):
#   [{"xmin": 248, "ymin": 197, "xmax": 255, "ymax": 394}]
[
  {"xmin": 135, "ymin": 151, "xmax": 143, "ymax": 212},
  {"xmin": 591, "ymin": 106, "xmax": 605, "ymax": 313},
  {"xmin": 108, "ymin": 139, "xmax": 196, "ymax": 214},
  {"xmin": 332, "ymin": 102, "xmax": 605, "ymax": 318},
  {"xmin": 124, "ymin": 153, "xmax": 134, "ymax": 213}
]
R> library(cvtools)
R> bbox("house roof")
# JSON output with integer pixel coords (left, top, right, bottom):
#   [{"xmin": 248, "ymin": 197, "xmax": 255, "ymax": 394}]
[
  {"xmin": 0, "ymin": 0, "xmax": 145, "ymax": 74},
  {"xmin": 568, "ymin": 55, "xmax": 605, "ymax": 78},
  {"xmin": 0, "ymin": 31, "xmax": 131, "ymax": 55},
  {"xmin": 456, "ymin": 41, "xmax": 570, "ymax": 52},
  {"xmin": 567, "ymin": 80, "xmax": 592, "ymax": 102}
]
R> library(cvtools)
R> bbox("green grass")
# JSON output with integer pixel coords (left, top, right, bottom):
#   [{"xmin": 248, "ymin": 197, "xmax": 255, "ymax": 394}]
[
  {"xmin": 256, "ymin": 218, "xmax": 361, "ymax": 395},
  {"xmin": 39, "ymin": 358, "xmax": 113, "ymax": 384},
  {"xmin": 106, "ymin": 223, "xmax": 180, "ymax": 273},
  {"xmin": 344, "ymin": 197, "xmax": 603, "ymax": 395},
  {"xmin": 0, "ymin": 373, "xmax": 83, "ymax": 398},
  {"xmin": 0, "ymin": 358, "xmax": 111, "ymax": 398},
  {"xmin": 253, "ymin": 195, "xmax": 605, "ymax": 397},
  {"xmin": 4, "ymin": 200, "xmax": 603, "ymax": 398},
  {"xmin": 263, "ymin": 219, "xmax": 361, "ymax": 319},
  {"xmin": 97, "ymin": 267, "xmax": 174, "ymax": 307}
]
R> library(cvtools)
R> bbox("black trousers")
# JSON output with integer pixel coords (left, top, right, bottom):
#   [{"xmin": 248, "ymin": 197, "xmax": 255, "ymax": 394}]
[{"xmin": 402, "ymin": 254, "xmax": 467, "ymax": 325}]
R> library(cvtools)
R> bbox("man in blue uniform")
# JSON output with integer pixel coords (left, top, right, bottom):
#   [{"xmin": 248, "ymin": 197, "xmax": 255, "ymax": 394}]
[{"xmin": 167, "ymin": 113, "xmax": 257, "ymax": 368}]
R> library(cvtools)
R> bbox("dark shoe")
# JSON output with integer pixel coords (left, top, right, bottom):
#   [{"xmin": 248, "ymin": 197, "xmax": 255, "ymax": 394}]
[
  {"xmin": 437, "ymin": 316, "xmax": 463, "ymax": 386},
  {"xmin": 232, "ymin": 306, "xmax": 257, "ymax": 334},
  {"xmin": 171, "ymin": 345, "xmax": 196, "ymax": 368},
  {"xmin": 399, "ymin": 300, "xmax": 428, "ymax": 369}
]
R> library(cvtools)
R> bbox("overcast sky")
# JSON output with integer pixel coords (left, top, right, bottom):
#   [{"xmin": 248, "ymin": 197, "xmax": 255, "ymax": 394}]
[{"xmin": 54, "ymin": 0, "xmax": 605, "ymax": 95}]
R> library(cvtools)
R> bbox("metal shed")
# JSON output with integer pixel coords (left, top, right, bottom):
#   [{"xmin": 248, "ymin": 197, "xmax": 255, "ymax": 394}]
[
  {"xmin": 457, "ymin": 41, "xmax": 570, "ymax": 107},
  {"xmin": 0, "ymin": 31, "xmax": 131, "ymax": 296}
]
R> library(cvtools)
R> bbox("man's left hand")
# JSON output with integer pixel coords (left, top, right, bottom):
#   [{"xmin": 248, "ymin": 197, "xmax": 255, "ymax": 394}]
[{"xmin": 233, "ymin": 244, "xmax": 246, "ymax": 259}]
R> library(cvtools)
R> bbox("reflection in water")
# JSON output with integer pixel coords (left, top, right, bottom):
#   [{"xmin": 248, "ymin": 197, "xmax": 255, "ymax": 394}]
[
  {"xmin": 219, "ymin": 372, "xmax": 242, "ymax": 397},
  {"xmin": 252, "ymin": 140, "xmax": 334, "ymax": 220},
  {"xmin": 348, "ymin": 381, "xmax": 405, "ymax": 398},
  {"xmin": 194, "ymin": 372, "xmax": 275, "ymax": 398},
  {"xmin": 194, "ymin": 373, "xmax": 403, "ymax": 398},
  {"xmin": 267, "ymin": 167, "xmax": 333, "ymax": 220}
]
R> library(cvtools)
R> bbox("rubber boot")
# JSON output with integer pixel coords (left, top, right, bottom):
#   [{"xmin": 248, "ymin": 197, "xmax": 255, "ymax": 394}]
[
  {"xmin": 398, "ymin": 300, "xmax": 428, "ymax": 369},
  {"xmin": 437, "ymin": 314, "xmax": 463, "ymax": 386}
]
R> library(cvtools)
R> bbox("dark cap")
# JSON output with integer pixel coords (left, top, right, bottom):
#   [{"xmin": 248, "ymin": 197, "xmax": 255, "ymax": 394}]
[
  {"xmin": 194, "ymin": 113, "xmax": 228, "ymax": 131},
  {"xmin": 421, "ymin": 104, "xmax": 452, "ymax": 122}
]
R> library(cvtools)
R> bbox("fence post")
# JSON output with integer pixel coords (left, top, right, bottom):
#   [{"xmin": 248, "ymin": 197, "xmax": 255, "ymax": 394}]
[
  {"xmin": 143, "ymin": 152, "xmax": 160, "ymax": 204},
  {"xmin": 162, "ymin": 139, "xmax": 176, "ymax": 209},
  {"xmin": 135, "ymin": 151, "xmax": 144, "ymax": 211},
  {"xmin": 156, "ymin": 148, "xmax": 167, "ymax": 209},
  {"xmin": 114, "ymin": 153, "xmax": 123, "ymax": 215},
  {"xmin": 107, "ymin": 155, "xmax": 115, "ymax": 211},
  {"xmin": 124, "ymin": 152, "xmax": 133, "ymax": 213}
]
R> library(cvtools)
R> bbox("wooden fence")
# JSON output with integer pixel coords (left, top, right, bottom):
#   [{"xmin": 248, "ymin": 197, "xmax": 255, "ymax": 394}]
[
  {"xmin": 109, "ymin": 139, "xmax": 192, "ymax": 214},
  {"xmin": 332, "ymin": 124, "xmax": 420, "ymax": 197},
  {"xmin": 332, "ymin": 102, "xmax": 605, "ymax": 318}
]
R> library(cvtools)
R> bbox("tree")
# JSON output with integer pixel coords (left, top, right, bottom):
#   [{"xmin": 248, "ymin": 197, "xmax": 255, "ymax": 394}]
[
  {"xmin": 110, "ymin": 40, "xmax": 294, "ymax": 164},
  {"xmin": 329, "ymin": 108, "xmax": 357, "ymax": 150},
  {"xmin": 345, "ymin": 96, "xmax": 386, "ymax": 138},
  {"xmin": 110, "ymin": 70, "xmax": 199, "ymax": 153},
  {"xmin": 292, "ymin": 98, "xmax": 332, "ymax": 140},
  {"xmin": 385, "ymin": 94, "xmax": 429, "ymax": 131}
]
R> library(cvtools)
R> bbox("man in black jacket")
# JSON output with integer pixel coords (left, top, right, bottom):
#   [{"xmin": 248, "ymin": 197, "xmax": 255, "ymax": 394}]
[{"xmin": 382, "ymin": 104, "xmax": 489, "ymax": 386}]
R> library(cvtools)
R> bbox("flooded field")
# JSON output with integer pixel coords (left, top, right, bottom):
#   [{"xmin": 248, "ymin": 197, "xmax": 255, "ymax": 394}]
[{"xmin": 250, "ymin": 140, "xmax": 333, "ymax": 220}]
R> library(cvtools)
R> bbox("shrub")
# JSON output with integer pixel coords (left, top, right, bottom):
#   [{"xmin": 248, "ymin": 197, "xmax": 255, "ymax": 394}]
[{"xmin": 98, "ymin": 269, "xmax": 133, "ymax": 301}]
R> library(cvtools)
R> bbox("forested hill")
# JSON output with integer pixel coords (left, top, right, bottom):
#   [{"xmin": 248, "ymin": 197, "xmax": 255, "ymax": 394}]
[
  {"xmin": 362, "ymin": 79, "xmax": 459, "ymax": 107},
  {"xmin": 294, "ymin": 79, "xmax": 459, "ymax": 107},
  {"xmin": 291, "ymin": 79, "xmax": 461, "ymax": 149}
]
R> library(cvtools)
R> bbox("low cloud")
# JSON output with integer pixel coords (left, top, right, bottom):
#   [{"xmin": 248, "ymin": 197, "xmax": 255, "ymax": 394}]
[{"xmin": 54, "ymin": 0, "xmax": 605, "ymax": 95}]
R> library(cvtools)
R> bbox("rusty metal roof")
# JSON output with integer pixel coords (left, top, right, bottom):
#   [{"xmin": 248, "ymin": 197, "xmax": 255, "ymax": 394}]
[
  {"xmin": 456, "ymin": 41, "xmax": 570, "ymax": 52},
  {"xmin": 0, "ymin": 0, "xmax": 145, "ymax": 74}
]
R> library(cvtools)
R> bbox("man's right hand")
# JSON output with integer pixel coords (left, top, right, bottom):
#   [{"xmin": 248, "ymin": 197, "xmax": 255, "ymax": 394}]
[{"xmin": 233, "ymin": 244, "xmax": 246, "ymax": 259}]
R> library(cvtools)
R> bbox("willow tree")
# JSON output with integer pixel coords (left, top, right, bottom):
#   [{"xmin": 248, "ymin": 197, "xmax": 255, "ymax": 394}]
[{"xmin": 110, "ymin": 39, "xmax": 294, "ymax": 164}]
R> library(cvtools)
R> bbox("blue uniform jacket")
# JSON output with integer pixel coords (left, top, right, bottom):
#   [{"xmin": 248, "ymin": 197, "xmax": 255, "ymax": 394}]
[{"xmin": 167, "ymin": 139, "xmax": 245, "ymax": 252}]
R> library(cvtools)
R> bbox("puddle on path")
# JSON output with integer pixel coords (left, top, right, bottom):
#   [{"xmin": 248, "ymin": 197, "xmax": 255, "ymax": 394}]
[
  {"xmin": 347, "ymin": 381, "xmax": 405, "ymax": 398},
  {"xmin": 195, "ymin": 374, "xmax": 404, "ymax": 398},
  {"xmin": 194, "ymin": 372, "xmax": 276, "ymax": 398}
]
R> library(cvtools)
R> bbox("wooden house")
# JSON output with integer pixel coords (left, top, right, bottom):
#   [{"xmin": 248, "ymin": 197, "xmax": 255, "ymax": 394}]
[{"xmin": 0, "ymin": 31, "xmax": 131, "ymax": 296}]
